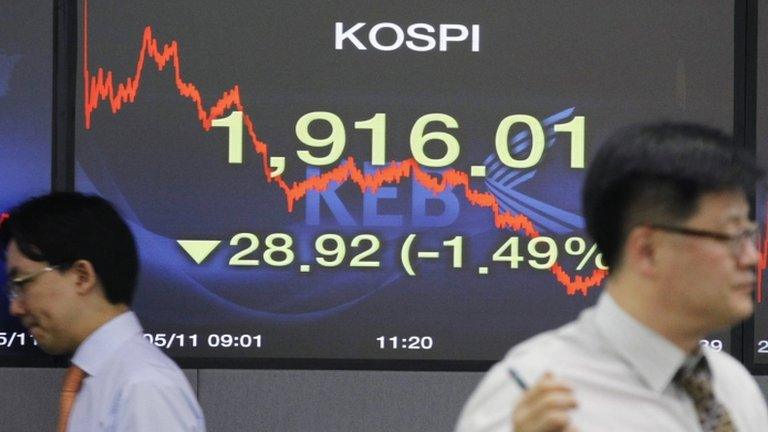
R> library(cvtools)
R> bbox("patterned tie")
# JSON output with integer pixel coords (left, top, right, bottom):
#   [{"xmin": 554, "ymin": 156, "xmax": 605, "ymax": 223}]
[
  {"xmin": 675, "ymin": 356, "xmax": 735, "ymax": 432},
  {"xmin": 58, "ymin": 365, "xmax": 86, "ymax": 432}
]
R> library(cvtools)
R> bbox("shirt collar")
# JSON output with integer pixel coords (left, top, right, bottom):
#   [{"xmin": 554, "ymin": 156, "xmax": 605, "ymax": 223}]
[
  {"xmin": 594, "ymin": 292, "xmax": 688, "ymax": 394},
  {"xmin": 71, "ymin": 311, "xmax": 143, "ymax": 377}
]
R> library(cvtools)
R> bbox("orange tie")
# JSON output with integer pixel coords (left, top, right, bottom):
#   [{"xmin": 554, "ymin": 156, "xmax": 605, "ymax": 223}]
[{"xmin": 58, "ymin": 365, "xmax": 86, "ymax": 432}]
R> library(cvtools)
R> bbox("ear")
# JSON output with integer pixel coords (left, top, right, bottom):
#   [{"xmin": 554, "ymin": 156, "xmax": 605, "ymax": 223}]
[
  {"xmin": 68, "ymin": 260, "xmax": 98, "ymax": 295},
  {"xmin": 623, "ymin": 226, "xmax": 659, "ymax": 278}
]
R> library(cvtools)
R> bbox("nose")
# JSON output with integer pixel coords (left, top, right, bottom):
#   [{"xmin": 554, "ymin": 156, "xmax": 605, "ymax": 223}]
[
  {"xmin": 739, "ymin": 238, "xmax": 761, "ymax": 268},
  {"xmin": 8, "ymin": 297, "xmax": 25, "ymax": 317}
]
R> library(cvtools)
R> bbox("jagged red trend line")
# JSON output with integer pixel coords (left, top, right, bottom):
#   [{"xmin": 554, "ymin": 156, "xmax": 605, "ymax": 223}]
[
  {"xmin": 758, "ymin": 203, "xmax": 768, "ymax": 303},
  {"xmin": 82, "ymin": 0, "xmax": 607, "ymax": 296}
]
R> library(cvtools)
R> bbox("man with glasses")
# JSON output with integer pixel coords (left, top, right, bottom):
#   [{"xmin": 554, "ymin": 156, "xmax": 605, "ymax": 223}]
[
  {"xmin": 1, "ymin": 193, "xmax": 205, "ymax": 431},
  {"xmin": 455, "ymin": 122, "xmax": 768, "ymax": 431}
]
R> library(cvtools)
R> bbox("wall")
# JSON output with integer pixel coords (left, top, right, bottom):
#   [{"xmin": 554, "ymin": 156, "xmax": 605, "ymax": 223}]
[
  {"xmin": 0, "ymin": 368, "xmax": 480, "ymax": 431},
  {"xmin": 1, "ymin": 368, "xmax": 767, "ymax": 431}
]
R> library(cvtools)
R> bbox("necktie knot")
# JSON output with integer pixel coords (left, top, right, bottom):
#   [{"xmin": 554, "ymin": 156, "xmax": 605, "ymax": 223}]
[
  {"xmin": 62, "ymin": 365, "xmax": 86, "ymax": 394},
  {"xmin": 675, "ymin": 356, "xmax": 713, "ymax": 402}
]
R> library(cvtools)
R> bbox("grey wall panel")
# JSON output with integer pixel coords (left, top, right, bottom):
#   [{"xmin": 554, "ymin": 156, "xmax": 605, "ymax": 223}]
[
  {"xmin": 756, "ymin": 376, "xmax": 768, "ymax": 400},
  {"xmin": 4, "ymin": 369, "xmax": 768, "ymax": 432},
  {"xmin": 198, "ymin": 370, "xmax": 482, "ymax": 432},
  {"xmin": 0, "ymin": 368, "xmax": 196, "ymax": 432},
  {"xmin": 0, "ymin": 368, "xmax": 62, "ymax": 432},
  {"xmin": 185, "ymin": 368, "xmax": 198, "ymax": 393}
]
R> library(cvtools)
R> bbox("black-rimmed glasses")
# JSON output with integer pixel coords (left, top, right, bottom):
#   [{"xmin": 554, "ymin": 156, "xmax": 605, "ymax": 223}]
[{"xmin": 649, "ymin": 223, "xmax": 759, "ymax": 255}]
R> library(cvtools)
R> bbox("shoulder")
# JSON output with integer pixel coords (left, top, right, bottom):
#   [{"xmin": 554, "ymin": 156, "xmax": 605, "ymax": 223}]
[
  {"xmin": 104, "ymin": 336, "xmax": 205, "ymax": 430},
  {"xmin": 706, "ymin": 349, "xmax": 768, "ymax": 429},
  {"xmin": 454, "ymin": 317, "xmax": 594, "ymax": 432},
  {"xmin": 108, "ymin": 335, "xmax": 189, "ymax": 383},
  {"xmin": 100, "ymin": 334, "xmax": 198, "ymax": 408},
  {"xmin": 707, "ymin": 348, "xmax": 758, "ymax": 385}
]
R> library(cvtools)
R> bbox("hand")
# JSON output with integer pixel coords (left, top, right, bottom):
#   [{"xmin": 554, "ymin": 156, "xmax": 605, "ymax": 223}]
[{"xmin": 512, "ymin": 372, "xmax": 578, "ymax": 432}]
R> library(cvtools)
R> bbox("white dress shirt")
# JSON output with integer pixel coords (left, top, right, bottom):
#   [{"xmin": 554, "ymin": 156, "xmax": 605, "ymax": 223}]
[
  {"xmin": 455, "ymin": 292, "xmax": 768, "ymax": 432},
  {"xmin": 69, "ymin": 311, "xmax": 206, "ymax": 431}
]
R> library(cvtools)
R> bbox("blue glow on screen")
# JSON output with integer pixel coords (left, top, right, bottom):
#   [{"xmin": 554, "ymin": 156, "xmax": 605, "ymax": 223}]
[
  {"xmin": 0, "ymin": 4, "xmax": 52, "ymax": 336},
  {"xmin": 0, "ymin": 3, "xmax": 52, "ymax": 212}
]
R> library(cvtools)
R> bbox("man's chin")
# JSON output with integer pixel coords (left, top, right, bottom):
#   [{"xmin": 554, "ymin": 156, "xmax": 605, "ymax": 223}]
[
  {"xmin": 37, "ymin": 343, "xmax": 69, "ymax": 355},
  {"xmin": 29, "ymin": 332, "xmax": 64, "ymax": 355},
  {"xmin": 735, "ymin": 293, "xmax": 755, "ymax": 318},
  {"xmin": 720, "ymin": 298, "xmax": 755, "ymax": 329},
  {"xmin": 703, "ymin": 304, "xmax": 753, "ymax": 335}
]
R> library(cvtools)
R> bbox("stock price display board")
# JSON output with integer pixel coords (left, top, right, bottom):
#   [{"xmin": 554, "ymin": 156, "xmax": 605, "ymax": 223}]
[
  {"xmin": 71, "ymin": 0, "xmax": 734, "ymax": 366},
  {"xmin": 749, "ymin": 1, "xmax": 768, "ymax": 373},
  {"xmin": 0, "ymin": 3, "xmax": 52, "ymax": 359}
]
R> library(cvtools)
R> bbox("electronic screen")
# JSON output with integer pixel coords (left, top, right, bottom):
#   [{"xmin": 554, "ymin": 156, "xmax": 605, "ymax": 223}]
[
  {"xmin": 749, "ymin": 0, "xmax": 768, "ymax": 371},
  {"xmin": 72, "ymin": 1, "xmax": 735, "ymax": 365},
  {"xmin": 0, "ymin": 2, "xmax": 53, "ymax": 357}
]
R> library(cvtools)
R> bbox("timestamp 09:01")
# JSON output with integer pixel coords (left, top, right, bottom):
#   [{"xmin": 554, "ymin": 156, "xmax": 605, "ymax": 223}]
[
  {"xmin": 143, "ymin": 333, "xmax": 263, "ymax": 349},
  {"xmin": 377, "ymin": 336, "xmax": 434, "ymax": 350}
]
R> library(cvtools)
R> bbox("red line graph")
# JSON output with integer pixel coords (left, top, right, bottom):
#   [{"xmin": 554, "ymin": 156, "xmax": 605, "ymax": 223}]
[
  {"xmin": 82, "ymin": 0, "xmax": 607, "ymax": 296},
  {"xmin": 758, "ymin": 204, "xmax": 768, "ymax": 303}
]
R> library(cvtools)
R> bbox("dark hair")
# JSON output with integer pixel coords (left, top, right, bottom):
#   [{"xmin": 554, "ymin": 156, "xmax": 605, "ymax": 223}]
[
  {"xmin": 0, "ymin": 192, "xmax": 138, "ymax": 305},
  {"xmin": 582, "ymin": 122, "xmax": 763, "ymax": 270}
]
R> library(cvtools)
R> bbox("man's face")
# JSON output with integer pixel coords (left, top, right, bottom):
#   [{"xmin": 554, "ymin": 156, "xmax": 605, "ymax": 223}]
[
  {"xmin": 655, "ymin": 191, "xmax": 759, "ymax": 333},
  {"xmin": 5, "ymin": 240, "xmax": 80, "ymax": 354}
]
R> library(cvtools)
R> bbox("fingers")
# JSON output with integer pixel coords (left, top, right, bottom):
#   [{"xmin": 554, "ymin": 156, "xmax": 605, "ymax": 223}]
[
  {"xmin": 512, "ymin": 373, "xmax": 578, "ymax": 432},
  {"xmin": 525, "ymin": 373, "xmax": 575, "ymax": 401}
]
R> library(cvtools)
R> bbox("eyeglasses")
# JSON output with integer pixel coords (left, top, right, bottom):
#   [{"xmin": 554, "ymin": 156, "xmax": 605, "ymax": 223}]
[
  {"xmin": 649, "ymin": 223, "xmax": 759, "ymax": 255},
  {"xmin": 5, "ymin": 264, "xmax": 63, "ymax": 302}
]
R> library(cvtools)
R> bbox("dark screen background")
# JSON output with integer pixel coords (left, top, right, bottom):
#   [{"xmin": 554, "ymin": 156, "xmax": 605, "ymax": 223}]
[
  {"xmin": 72, "ymin": 1, "xmax": 735, "ymax": 363},
  {"xmin": 0, "ymin": 2, "xmax": 53, "ymax": 357},
  {"xmin": 751, "ymin": 0, "xmax": 768, "ymax": 368}
]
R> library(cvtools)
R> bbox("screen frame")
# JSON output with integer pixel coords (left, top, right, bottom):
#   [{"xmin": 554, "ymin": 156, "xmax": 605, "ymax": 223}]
[
  {"xmin": 741, "ymin": 0, "xmax": 767, "ymax": 375},
  {"xmin": 0, "ymin": 0, "xmax": 753, "ymax": 372}
]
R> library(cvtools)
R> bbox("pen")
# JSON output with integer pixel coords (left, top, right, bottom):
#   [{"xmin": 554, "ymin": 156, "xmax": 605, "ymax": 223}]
[{"xmin": 508, "ymin": 368, "xmax": 529, "ymax": 390}]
